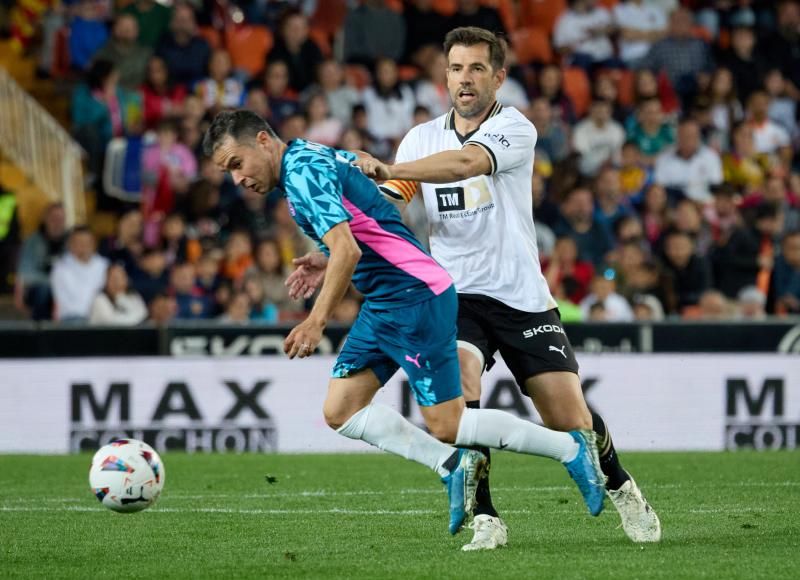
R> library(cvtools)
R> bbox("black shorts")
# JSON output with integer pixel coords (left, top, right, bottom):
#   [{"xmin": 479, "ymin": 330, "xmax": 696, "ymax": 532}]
[{"xmin": 456, "ymin": 294, "xmax": 579, "ymax": 387}]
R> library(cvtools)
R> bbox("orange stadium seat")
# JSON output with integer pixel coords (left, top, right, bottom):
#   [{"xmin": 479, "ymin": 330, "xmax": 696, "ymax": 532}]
[
  {"xmin": 345, "ymin": 64, "xmax": 371, "ymax": 90},
  {"xmin": 616, "ymin": 68, "xmax": 635, "ymax": 107},
  {"xmin": 519, "ymin": 0, "xmax": 566, "ymax": 35},
  {"xmin": 224, "ymin": 24, "xmax": 273, "ymax": 79},
  {"xmin": 384, "ymin": 0, "xmax": 404, "ymax": 12},
  {"xmin": 308, "ymin": 27, "xmax": 332, "ymax": 58},
  {"xmin": 398, "ymin": 65, "xmax": 420, "ymax": 82},
  {"xmin": 198, "ymin": 26, "xmax": 221, "ymax": 50},
  {"xmin": 310, "ymin": 0, "xmax": 348, "ymax": 36},
  {"xmin": 432, "ymin": 0, "xmax": 457, "ymax": 16},
  {"xmin": 562, "ymin": 66, "xmax": 591, "ymax": 118},
  {"xmin": 482, "ymin": 0, "xmax": 517, "ymax": 32},
  {"xmin": 510, "ymin": 27, "xmax": 553, "ymax": 65},
  {"xmin": 598, "ymin": 0, "xmax": 619, "ymax": 8}
]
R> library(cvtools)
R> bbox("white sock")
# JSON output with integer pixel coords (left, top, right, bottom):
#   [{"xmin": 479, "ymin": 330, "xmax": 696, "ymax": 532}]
[
  {"xmin": 337, "ymin": 403, "xmax": 456, "ymax": 477},
  {"xmin": 455, "ymin": 408, "xmax": 579, "ymax": 463}
]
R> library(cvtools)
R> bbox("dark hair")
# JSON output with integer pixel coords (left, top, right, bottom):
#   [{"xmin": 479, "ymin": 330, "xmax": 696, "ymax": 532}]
[
  {"xmin": 202, "ymin": 109, "xmax": 277, "ymax": 157},
  {"xmin": 86, "ymin": 59, "xmax": 116, "ymax": 90},
  {"xmin": 443, "ymin": 27, "xmax": 505, "ymax": 72}
]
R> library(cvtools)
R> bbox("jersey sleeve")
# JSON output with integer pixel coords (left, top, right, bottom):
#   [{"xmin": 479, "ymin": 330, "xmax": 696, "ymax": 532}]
[
  {"xmin": 378, "ymin": 127, "xmax": 420, "ymax": 205},
  {"xmin": 464, "ymin": 112, "xmax": 537, "ymax": 175},
  {"xmin": 283, "ymin": 145, "xmax": 352, "ymax": 240}
]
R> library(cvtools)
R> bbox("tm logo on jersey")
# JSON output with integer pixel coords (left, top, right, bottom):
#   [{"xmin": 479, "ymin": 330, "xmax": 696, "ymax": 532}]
[{"xmin": 435, "ymin": 178, "xmax": 494, "ymax": 217}]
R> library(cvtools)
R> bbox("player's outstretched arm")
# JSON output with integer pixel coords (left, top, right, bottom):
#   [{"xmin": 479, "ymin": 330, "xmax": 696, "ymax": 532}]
[
  {"xmin": 284, "ymin": 222, "xmax": 361, "ymax": 359},
  {"xmin": 286, "ymin": 252, "xmax": 328, "ymax": 300},
  {"xmin": 355, "ymin": 145, "xmax": 491, "ymax": 184}
]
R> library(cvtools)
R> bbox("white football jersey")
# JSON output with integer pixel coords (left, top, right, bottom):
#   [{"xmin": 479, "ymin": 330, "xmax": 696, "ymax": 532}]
[{"xmin": 395, "ymin": 103, "xmax": 556, "ymax": 313}]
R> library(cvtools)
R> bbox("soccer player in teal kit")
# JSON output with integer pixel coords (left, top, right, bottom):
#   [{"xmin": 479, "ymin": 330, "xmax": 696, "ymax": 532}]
[{"xmin": 203, "ymin": 110, "xmax": 605, "ymax": 540}]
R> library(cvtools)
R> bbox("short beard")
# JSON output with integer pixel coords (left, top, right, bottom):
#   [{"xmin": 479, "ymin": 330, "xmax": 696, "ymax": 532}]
[{"xmin": 452, "ymin": 93, "xmax": 493, "ymax": 119}]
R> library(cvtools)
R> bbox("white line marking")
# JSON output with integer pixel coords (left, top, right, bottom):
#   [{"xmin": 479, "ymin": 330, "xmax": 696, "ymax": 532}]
[{"xmin": 0, "ymin": 506, "xmax": 537, "ymax": 516}]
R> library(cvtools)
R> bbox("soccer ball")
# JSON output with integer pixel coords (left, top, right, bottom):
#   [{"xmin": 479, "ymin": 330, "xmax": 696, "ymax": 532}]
[{"xmin": 89, "ymin": 439, "xmax": 165, "ymax": 513}]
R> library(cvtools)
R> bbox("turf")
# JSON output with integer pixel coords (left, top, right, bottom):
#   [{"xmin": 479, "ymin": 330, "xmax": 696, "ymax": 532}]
[{"xmin": 1, "ymin": 451, "xmax": 798, "ymax": 579}]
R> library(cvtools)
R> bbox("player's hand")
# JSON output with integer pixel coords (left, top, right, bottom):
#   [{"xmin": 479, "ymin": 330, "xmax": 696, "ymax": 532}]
[
  {"xmin": 284, "ymin": 317, "xmax": 325, "ymax": 359},
  {"xmin": 353, "ymin": 157, "xmax": 393, "ymax": 180},
  {"xmin": 285, "ymin": 252, "xmax": 328, "ymax": 300}
]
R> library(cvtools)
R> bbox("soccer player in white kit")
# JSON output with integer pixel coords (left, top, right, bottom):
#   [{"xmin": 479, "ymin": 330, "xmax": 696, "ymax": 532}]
[{"xmin": 354, "ymin": 27, "xmax": 662, "ymax": 551}]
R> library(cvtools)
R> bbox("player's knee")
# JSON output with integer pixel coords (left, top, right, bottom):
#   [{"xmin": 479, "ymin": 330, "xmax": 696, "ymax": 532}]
[
  {"xmin": 542, "ymin": 410, "xmax": 592, "ymax": 432},
  {"xmin": 323, "ymin": 403, "xmax": 353, "ymax": 431},
  {"xmin": 427, "ymin": 418, "xmax": 459, "ymax": 444}
]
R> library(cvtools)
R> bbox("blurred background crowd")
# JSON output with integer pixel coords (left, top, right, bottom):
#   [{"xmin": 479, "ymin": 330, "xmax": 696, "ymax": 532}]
[{"xmin": 1, "ymin": 0, "xmax": 799, "ymax": 326}]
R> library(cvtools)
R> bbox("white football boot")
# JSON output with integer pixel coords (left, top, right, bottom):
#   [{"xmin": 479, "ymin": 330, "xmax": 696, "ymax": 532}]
[
  {"xmin": 461, "ymin": 514, "xmax": 509, "ymax": 551},
  {"xmin": 608, "ymin": 478, "xmax": 662, "ymax": 542}
]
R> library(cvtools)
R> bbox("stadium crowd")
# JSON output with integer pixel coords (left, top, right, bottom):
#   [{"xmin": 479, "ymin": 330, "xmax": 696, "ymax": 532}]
[{"xmin": 5, "ymin": 0, "xmax": 800, "ymax": 325}]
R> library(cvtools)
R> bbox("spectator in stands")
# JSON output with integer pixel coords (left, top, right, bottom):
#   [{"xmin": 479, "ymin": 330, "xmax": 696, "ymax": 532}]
[
  {"xmin": 745, "ymin": 91, "xmax": 793, "ymax": 168},
  {"xmin": 632, "ymin": 294, "xmax": 665, "ymax": 321},
  {"xmin": 596, "ymin": 168, "xmax": 634, "ymax": 231},
  {"xmin": 718, "ymin": 12, "xmax": 768, "ymax": 105},
  {"xmin": 593, "ymin": 73, "xmax": 630, "ymax": 124},
  {"xmin": 636, "ymin": 7, "xmax": 714, "ymax": 104},
  {"xmin": 696, "ymin": 289, "xmax": 731, "ymax": 320},
  {"xmin": 534, "ymin": 64, "xmax": 577, "ymax": 125},
  {"xmin": 123, "ymin": 0, "xmax": 172, "ymax": 49},
  {"xmin": 99, "ymin": 209, "xmax": 143, "ymax": 274},
  {"xmin": 304, "ymin": 91, "xmax": 344, "ymax": 147},
  {"xmin": 759, "ymin": 0, "xmax": 800, "ymax": 98},
  {"xmin": 361, "ymin": 57, "xmax": 415, "ymax": 143},
  {"xmin": 155, "ymin": 2, "xmax": 210, "ymax": 89},
  {"xmin": 661, "ymin": 229, "xmax": 712, "ymax": 312},
  {"xmin": 50, "ymin": 226, "xmax": 109, "ymax": 321},
  {"xmin": 528, "ymin": 97, "xmax": 570, "ymax": 166},
  {"xmin": 94, "ymin": 13, "xmax": 152, "ymax": 90},
  {"xmin": 89, "ymin": 263, "xmax": 148, "ymax": 325},
  {"xmin": 69, "ymin": 0, "xmax": 109, "ymax": 72},
  {"xmin": 554, "ymin": 186, "xmax": 614, "ymax": 266},
  {"xmin": 195, "ymin": 249, "xmax": 222, "ymax": 303},
  {"xmin": 141, "ymin": 55, "xmax": 187, "ymax": 131},
  {"xmin": 254, "ymin": 60, "xmax": 300, "ymax": 130},
  {"xmin": 619, "ymin": 141, "xmax": 653, "ymax": 203},
  {"xmin": 402, "ymin": 0, "xmax": 449, "ymax": 65},
  {"xmin": 451, "ymin": 0, "xmax": 506, "ymax": 37},
  {"xmin": 196, "ymin": 49, "xmax": 245, "ymax": 115},
  {"xmin": 736, "ymin": 285, "xmax": 767, "ymax": 320},
  {"xmin": 267, "ymin": 8, "xmax": 322, "ymax": 93},
  {"xmin": 700, "ymin": 67, "xmax": 742, "ymax": 150},
  {"xmin": 141, "ymin": 118, "xmax": 198, "ymax": 238},
  {"xmin": 722, "ymin": 122, "xmax": 772, "ymax": 193},
  {"xmin": 709, "ymin": 188, "xmax": 760, "ymax": 298},
  {"xmin": 613, "ymin": 0, "xmax": 668, "ymax": 66},
  {"xmin": 302, "ymin": 59, "xmax": 360, "ymax": 126},
  {"xmin": 269, "ymin": 197, "xmax": 316, "ymax": 268},
  {"xmin": 72, "ymin": 60, "xmax": 141, "ymax": 186},
  {"xmin": 742, "ymin": 172, "xmax": 800, "ymax": 233},
  {"xmin": 763, "ymin": 68, "xmax": 800, "ymax": 144},
  {"xmin": 130, "ymin": 248, "xmax": 169, "ymax": 305},
  {"xmin": 158, "ymin": 212, "xmax": 193, "ymax": 266},
  {"xmin": 626, "ymin": 260, "xmax": 676, "ymax": 314},
  {"xmin": 171, "ymin": 261, "xmax": 213, "ymax": 319},
  {"xmin": 148, "ymin": 290, "xmax": 177, "ymax": 325},
  {"xmin": 15, "ymin": 203, "xmax": 66, "ymax": 320},
  {"xmin": 220, "ymin": 230, "xmax": 253, "ymax": 285},
  {"xmin": 639, "ymin": 183, "xmax": 670, "ymax": 246},
  {"xmin": 553, "ymin": 0, "xmax": 615, "ymax": 73},
  {"xmin": 243, "ymin": 273, "xmax": 279, "ymax": 323},
  {"xmin": 343, "ymin": 0, "xmax": 405, "ymax": 67},
  {"xmin": 226, "ymin": 188, "xmax": 272, "ymax": 239},
  {"xmin": 543, "ymin": 236, "xmax": 595, "ymax": 304},
  {"xmin": 770, "ymin": 230, "xmax": 800, "ymax": 314},
  {"xmin": 244, "ymin": 87, "xmax": 270, "ymax": 119},
  {"xmin": 572, "ymin": 98, "xmax": 625, "ymax": 176},
  {"xmin": 249, "ymin": 237, "xmax": 301, "ymax": 316},
  {"xmin": 654, "ymin": 117, "xmax": 723, "ymax": 203},
  {"xmin": 414, "ymin": 49, "xmax": 450, "ymax": 119},
  {"xmin": 625, "ymin": 97, "xmax": 675, "ymax": 165},
  {"xmin": 580, "ymin": 271, "xmax": 635, "ymax": 322},
  {"xmin": 217, "ymin": 290, "xmax": 251, "ymax": 324}
]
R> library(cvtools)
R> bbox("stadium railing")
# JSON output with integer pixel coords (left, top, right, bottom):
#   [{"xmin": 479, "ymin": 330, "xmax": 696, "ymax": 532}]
[{"xmin": 0, "ymin": 67, "xmax": 85, "ymax": 226}]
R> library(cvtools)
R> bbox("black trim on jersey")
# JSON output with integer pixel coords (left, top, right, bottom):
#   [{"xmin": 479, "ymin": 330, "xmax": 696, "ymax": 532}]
[
  {"xmin": 445, "ymin": 102, "xmax": 503, "ymax": 144},
  {"xmin": 464, "ymin": 141, "xmax": 497, "ymax": 175},
  {"xmin": 378, "ymin": 185, "xmax": 405, "ymax": 202}
]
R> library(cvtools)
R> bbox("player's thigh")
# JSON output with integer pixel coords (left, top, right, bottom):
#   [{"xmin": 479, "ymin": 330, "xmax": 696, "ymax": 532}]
[
  {"xmin": 456, "ymin": 295, "xmax": 499, "ymax": 402},
  {"xmin": 523, "ymin": 371, "xmax": 592, "ymax": 431},
  {"xmin": 377, "ymin": 288, "xmax": 464, "ymax": 430},
  {"xmin": 323, "ymin": 370, "xmax": 383, "ymax": 430}
]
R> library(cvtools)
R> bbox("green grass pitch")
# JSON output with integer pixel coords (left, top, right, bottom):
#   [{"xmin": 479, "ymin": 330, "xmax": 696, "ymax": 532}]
[{"xmin": 1, "ymin": 451, "xmax": 798, "ymax": 579}]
